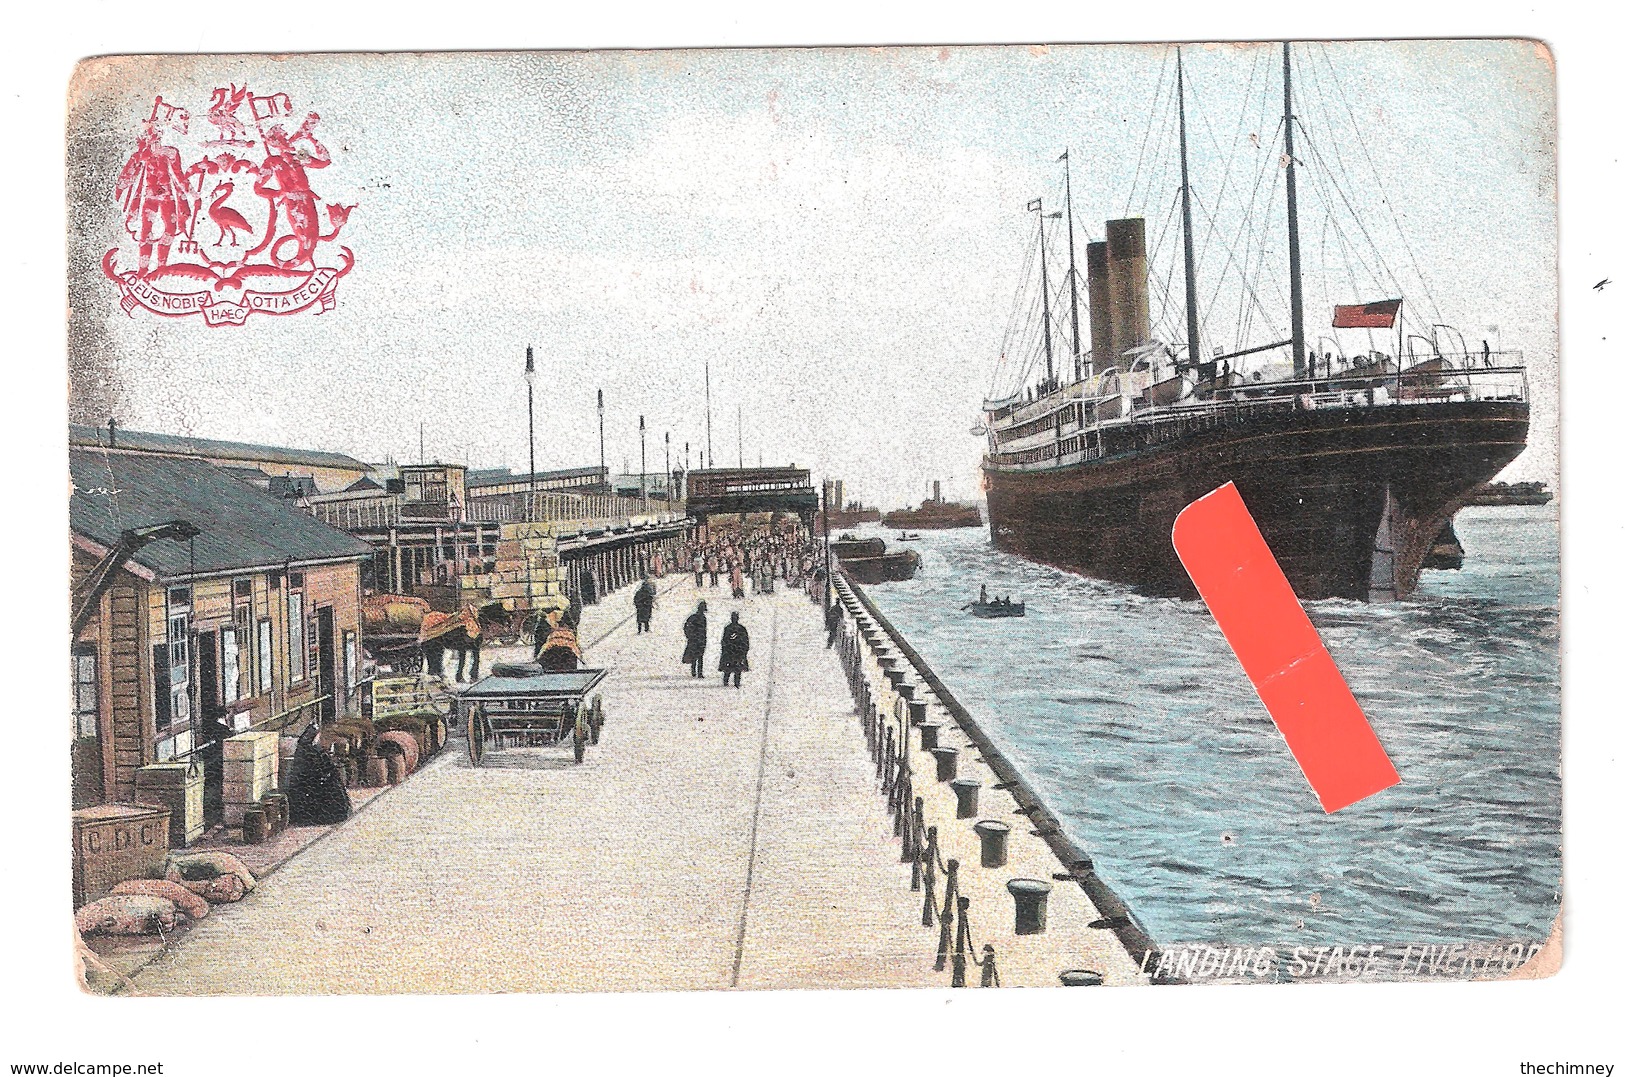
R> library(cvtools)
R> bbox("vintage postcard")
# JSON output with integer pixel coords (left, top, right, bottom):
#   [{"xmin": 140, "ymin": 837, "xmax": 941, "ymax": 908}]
[{"xmin": 65, "ymin": 40, "xmax": 1559, "ymax": 995}]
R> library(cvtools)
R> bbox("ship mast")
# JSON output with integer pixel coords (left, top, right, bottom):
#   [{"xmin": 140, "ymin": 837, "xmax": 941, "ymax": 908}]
[
  {"xmin": 1283, "ymin": 41, "xmax": 1307, "ymax": 378},
  {"xmin": 1061, "ymin": 150, "xmax": 1083, "ymax": 383},
  {"xmin": 1176, "ymin": 49, "xmax": 1201, "ymax": 373},
  {"xmin": 1029, "ymin": 198, "xmax": 1056, "ymax": 386}
]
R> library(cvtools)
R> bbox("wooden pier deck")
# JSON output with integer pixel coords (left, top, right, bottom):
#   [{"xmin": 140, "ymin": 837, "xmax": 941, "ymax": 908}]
[{"xmin": 120, "ymin": 576, "xmax": 1142, "ymax": 994}]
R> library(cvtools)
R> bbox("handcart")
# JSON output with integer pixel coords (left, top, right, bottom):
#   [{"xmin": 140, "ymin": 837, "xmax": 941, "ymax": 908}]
[{"xmin": 457, "ymin": 667, "xmax": 608, "ymax": 766}]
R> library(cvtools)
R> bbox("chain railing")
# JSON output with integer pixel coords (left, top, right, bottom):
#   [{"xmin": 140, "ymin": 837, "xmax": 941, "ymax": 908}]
[
  {"xmin": 828, "ymin": 592, "xmax": 1004, "ymax": 987},
  {"xmin": 829, "ymin": 572, "xmax": 1167, "ymax": 986}
]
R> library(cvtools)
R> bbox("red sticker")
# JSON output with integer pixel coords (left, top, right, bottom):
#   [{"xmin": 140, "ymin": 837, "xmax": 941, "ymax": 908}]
[{"xmin": 1172, "ymin": 483, "xmax": 1400, "ymax": 813}]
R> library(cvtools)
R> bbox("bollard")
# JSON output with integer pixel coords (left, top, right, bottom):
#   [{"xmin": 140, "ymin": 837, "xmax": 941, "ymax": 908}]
[
  {"xmin": 1007, "ymin": 878, "xmax": 1053, "ymax": 935},
  {"xmin": 896, "ymin": 680, "xmax": 916, "ymax": 702},
  {"xmin": 930, "ymin": 746, "xmax": 959, "ymax": 782},
  {"xmin": 950, "ymin": 777, "xmax": 981, "ymax": 819},
  {"xmin": 918, "ymin": 721, "xmax": 942, "ymax": 751},
  {"xmin": 974, "ymin": 819, "xmax": 1010, "ymax": 868},
  {"xmin": 907, "ymin": 699, "xmax": 928, "ymax": 726},
  {"xmin": 1059, "ymin": 969, "xmax": 1105, "ymax": 987},
  {"xmin": 884, "ymin": 668, "xmax": 906, "ymax": 688}
]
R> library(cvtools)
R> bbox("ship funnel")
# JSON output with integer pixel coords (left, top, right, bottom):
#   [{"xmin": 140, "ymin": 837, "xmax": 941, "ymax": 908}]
[
  {"xmin": 1087, "ymin": 240, "xmax": 1113, "ymax": 372},
  {"xmin": 1105, "ymin": 218, "xmax": 1150, "ymax": 363},
  {"xmin": 835, "ymin": 480, "xmax": 845, "ymax": 510}
]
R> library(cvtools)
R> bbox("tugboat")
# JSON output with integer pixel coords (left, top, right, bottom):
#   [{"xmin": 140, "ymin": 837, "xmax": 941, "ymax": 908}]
[
  {"xmin": 964, "ymin": 586, "xmax": 1026, "ymax": 618},
  {"xmin": 831, "ymin": 535, "xmax": 921, "ymax": 584},
  {"xmin": 883, "ymin": 481, "xmax": 984, "ymax": 530}
]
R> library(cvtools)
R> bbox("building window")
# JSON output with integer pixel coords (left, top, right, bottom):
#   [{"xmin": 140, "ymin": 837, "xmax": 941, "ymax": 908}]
[
  {"xmin": 72, "ymin": 648, "xmax": 98, "ymax": 739},
  {"xmin": 233, "ymin": 578, "xmax": 254, "ymax": 692},
  {"xmin": 343, "ymin": 630, "xmax": 358, "ymax": 691},
  {"xmin": 221, "ymin": 626, "xmax": 242, "ymax": 702},
  {"xmin": 162, "ymin": 592, "xmax": 191, "ymax": 729},
  {"xmin": 287, "ymin": 590, "xmax": 306, "ymax": 682},
  {"xmin": 257, "ymin": 617, "xmax": 273, "ymax": 694}
]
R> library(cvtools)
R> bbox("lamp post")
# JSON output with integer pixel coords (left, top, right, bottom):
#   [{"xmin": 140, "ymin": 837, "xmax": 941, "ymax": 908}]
[
  {"xmin": 664, "ymin": 431, "xmax": 671, "ymax": 506},
  {"xmin": 822, "ymin": 481, "xmax": 832, "ymax": 611},
  {"xmin": 524, "ymin": 346, "xmax": 536, "ymax": 515},
  {"xmin": 639, "ymin": 414, "xmax": 648, "ymax": 509},
  {"xmin": 596, "ymin": 389, "xmax": 606, "ymax": 492},
  {"xmin": 524, "ymin": 346, "xmax": 537, "ymax": 612},
  {"xmin": 704, "ymin": 356, "xmax": 713, "ymax": 466}
]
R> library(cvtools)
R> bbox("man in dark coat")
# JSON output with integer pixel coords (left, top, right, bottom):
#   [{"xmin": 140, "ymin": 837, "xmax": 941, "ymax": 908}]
[
  {"xmin": 719, "ymin": 611, "xmax": 750, "ymax": 688},
  {"xmin": 285, "ymin": 725, "xmax": 351, "ymax": 826},
  {"xmin": 681, "ymin": 601, "xmax": 708, "ymax": 678},
  {"xmin": 825, "ymin": 601, "xmax": 843, "ymax": 648},
  {"xmin": 633, "ymin": 575, "xmax": 657, "ymax": 633}
]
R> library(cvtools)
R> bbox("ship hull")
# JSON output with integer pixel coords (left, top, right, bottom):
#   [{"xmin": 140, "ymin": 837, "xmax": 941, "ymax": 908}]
[
  {"xmin": 983, "ymin": 400, "xmax": 1529, "ymax": 601},
  {"xmin": 839, "ymin": 551, "xmax": 922, "ymax": 584}
]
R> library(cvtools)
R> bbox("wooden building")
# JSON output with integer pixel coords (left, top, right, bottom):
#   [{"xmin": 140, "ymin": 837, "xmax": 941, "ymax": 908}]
[{"xmin": 70, "ymin": 448, "xmax": 372, "ymax": 816}]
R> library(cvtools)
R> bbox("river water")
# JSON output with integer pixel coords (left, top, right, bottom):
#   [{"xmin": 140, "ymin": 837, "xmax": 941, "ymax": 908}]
[{"xmin": 855, "ymin": 505, "xmax": 1560, "ymax": 947}]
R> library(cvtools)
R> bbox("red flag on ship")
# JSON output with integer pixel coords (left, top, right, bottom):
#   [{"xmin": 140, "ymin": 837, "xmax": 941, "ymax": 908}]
[{"xmin": 1332, "ymin": 299, "xmax": 1402, "ymax": 329}]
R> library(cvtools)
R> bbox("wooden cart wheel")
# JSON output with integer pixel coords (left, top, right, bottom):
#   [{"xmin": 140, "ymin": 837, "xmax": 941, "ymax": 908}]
[{"xmin": 466, "ymin": 710, "xmax": 484, "ymax": 766}]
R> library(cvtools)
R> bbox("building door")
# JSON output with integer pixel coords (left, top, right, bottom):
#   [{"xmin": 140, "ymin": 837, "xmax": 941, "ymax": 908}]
[
  {"xmin": 316, "ymin": 606, "xmax": 337, "ymax": 723},
  {"xmin": 194, "ymin": 631, "xmax": 228, "ymax": 826}
]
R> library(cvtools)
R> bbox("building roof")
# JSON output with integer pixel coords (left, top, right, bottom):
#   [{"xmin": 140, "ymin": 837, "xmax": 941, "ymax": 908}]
[
  {"xmin": 70, "ymin": 449, "xmax": 373, "ymax": 580},
  {"xmin": 69, "ymin": 423, "xmax": 368, "ymax": 473},
  {"xmin": 466, "ymin": 465, "xmax": 607, "ymax": 488}
]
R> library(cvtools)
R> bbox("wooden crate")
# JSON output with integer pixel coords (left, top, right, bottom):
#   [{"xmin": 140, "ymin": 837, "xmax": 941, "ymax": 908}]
[{"xmin": 72, "ymin": 803, "xmax": 171, "ymax": 908}]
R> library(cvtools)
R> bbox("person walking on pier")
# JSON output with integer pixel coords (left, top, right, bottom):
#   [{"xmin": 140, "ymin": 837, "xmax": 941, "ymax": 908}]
[
  {"xmin": 824, "ymin": 600, "xmax": 842, "ymax": 648},
  {"xmin": 682, "ymin": 601, "xmax": 709, "ymax": 678},
  {"xmin": 634, "ymin": 575, "xmax": 657, "ymax": 634},
  {"xmin": 707, "ymin": 552, "xmax": 720, "ymax": 588},
  {"xmin": 719, "ymin": 611, "xmax": 750, "ymax": 688}
]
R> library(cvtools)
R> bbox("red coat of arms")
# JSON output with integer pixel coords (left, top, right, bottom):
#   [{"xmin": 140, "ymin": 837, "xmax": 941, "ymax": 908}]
[{"xmin": 102, "ymin": 88, "xmax": 357, "ymax": 326}]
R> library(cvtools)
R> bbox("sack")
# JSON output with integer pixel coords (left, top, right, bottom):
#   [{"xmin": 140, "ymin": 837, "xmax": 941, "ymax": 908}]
[
  {"xmin": 165, "ymin": 850, "xmax": 258, "ymax": 892},
  {"xmin": 75, "ymin": 895, "xmax": 177, "ymax": 936},
  {"xmin": 111, "ymin": 879, "xmax": 210, "ymax": 920},
  {"xmin": 177, "ymin": 872, "xmax": 247, "ymax": 904}
]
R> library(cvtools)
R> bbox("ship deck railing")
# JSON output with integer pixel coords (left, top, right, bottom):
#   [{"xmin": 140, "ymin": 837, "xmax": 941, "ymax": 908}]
[{"xmin": 985, "ymin": 364, "xmax": 1528, "ymax": 470}]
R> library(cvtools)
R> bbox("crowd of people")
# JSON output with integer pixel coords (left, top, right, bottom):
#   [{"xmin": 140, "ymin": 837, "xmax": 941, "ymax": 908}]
[
  {"xmin": 678, "ymin": 525, "xmax": 827, "ymax": 605},
  {"xmin": 520, "ymin": 520, "xmax": 832, "ymax": 691},
  {"xmin": 666, "ymin": 522, "xmax": 828, "ymax": 687}
]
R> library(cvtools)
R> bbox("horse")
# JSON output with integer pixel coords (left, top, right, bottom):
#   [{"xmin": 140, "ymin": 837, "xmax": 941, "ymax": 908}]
[{"xmin": 419, "ymin": 603, "xmax": 513, "ymax": 683}]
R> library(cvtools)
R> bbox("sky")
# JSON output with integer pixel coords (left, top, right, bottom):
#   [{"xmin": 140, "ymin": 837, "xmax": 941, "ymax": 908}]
[{"xmin": 67, "ymin": 40, "xmax": 1557, "ymax": 508}]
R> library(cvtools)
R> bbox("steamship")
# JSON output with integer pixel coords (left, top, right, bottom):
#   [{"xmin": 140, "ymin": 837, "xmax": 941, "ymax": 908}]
[
  {"xmin": 882, "ymin": 481, "xmax": 984, "ymax": 530},
  {"xmin": 979, "ymin": 43, "xmax": 1530, "ymax": 602}
]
